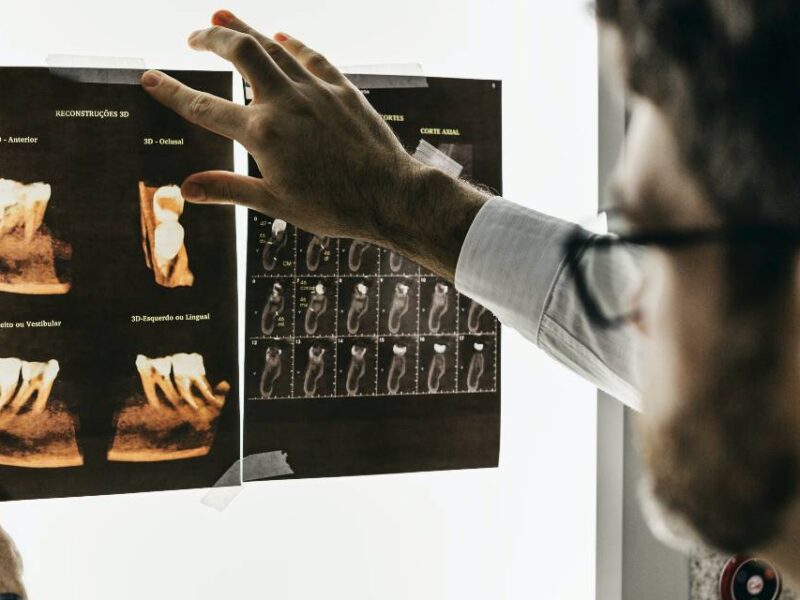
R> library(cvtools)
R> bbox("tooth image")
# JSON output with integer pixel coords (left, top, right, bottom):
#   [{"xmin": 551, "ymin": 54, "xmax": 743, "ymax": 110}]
[
  {"xmin": 305, "ymin": 235, "xmax": 330, "ymax": 272},
  {"xmin": 348, "ymin": 240, "xmax": 370, "ymax": 272},
  {"xmin": 0, "ymin": 179, "xmax": 72, "ymax": 295},
  {"xmin": 135, "ymin": 354, "xmax": 180, "ymax": 409},
  {"xmin": 389, "ymin": 251, "xmax": 404, "ymax": 273},
  {"xmin": 346, "ymin": 345, "xmax": 367, "ymax": 396},
  {"xmin": 139, "ymin": 182, "xmax": 194, "ymax": 288},
  {"xmin": 172, "ymin": 353, "xmax": 223, "ymax": 409},
  {"xmin": 427, "ymin": 344, "xmax": 447, "ymax": 393},
  {"xmin": 260, "ymin": 346, "xmax": 283, "ymax": 398},
  {"xmin": 21, "ymin": 182, "xmax": 51, "ymax": 242},
  {"xmin": 387, "ymin": 344, "xmax": 407, "ymax": 395},
  {"xmin": 262, "ymin": 219, "xmax": 288, "ymax": 271},
  {"xmin": 467, "ymin": 300, "xmax": 487, "ymax": 333},
  {"xmin": 467, "ymin": 342, "xmax": 486, "ymax": 392},
  {"xmin": 0, "ymin": 356, "xmax": 83, "ymax": 468},
  {"xmin": 304, "ymin": 282, "xmax": 328, "ymax": 335},
  {"xmin": 347, "ymin": 282, "xmax": 370, "ymax": 334},
  {"xmin": 0, "ymin": 358, "xmax": 22, "ymax": 411},
  {"xmin": 10, "ymin": 359, "xmax": 60, "ymax": 415},
  {"xmin": 0, "ymin": 179, "xmax": 25, "ymax": 237},
  {"xmin": 154, "ymin": 221, "xmax": 185, "ymax": 270},
  {"xmin": 261, "ymin": 282, "xmax": 285, "ymax": 335},
  {"xmin": 110, "ymin": 352, "xmax": 230, "ymax": 462},
  {"xmin": 152, "ymin": 185, "xmax": 184, "ymax": 223},
  {"xmin": 303, "ymin": 345, "xmax": 326, "ymax": 397},
  {"xmin": 428, "ymin": 283, "xmax": 450, "ymax": 333},
  {"xmin": 388, "ymin": 282, "xmax": 410, "ymax": 334}
]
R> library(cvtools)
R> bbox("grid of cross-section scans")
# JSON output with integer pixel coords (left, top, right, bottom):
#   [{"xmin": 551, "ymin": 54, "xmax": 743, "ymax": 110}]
[{"xmin": 245, "ymin": 218, "xmax": 498, "ymax": 400}]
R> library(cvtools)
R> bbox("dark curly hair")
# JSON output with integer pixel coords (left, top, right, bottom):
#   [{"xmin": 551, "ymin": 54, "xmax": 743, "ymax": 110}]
[
  {"xmin": 597, "ymin": 0, "xmax": 800, "ymax": 227},
  {"xmin": 596, "ymin": 0, "xmax": 800, "ymax": 554}
]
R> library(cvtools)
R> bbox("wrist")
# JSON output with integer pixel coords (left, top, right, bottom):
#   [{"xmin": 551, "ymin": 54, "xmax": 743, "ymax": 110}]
[{"xmin": 386, "ymin": 163, "xmax": 490, "ymax": 280}]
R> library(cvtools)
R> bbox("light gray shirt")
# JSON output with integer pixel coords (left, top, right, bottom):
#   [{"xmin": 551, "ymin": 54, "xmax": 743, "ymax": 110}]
[{"xmin": 454, "ymin": 197, "xmax": 642, "ymax": 411}]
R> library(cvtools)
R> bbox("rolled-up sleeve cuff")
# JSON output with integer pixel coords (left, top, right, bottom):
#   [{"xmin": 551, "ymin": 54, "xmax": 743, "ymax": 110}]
[{"xmin": 455, "ymin": 196, "xmax": 589, "ymax": 344}]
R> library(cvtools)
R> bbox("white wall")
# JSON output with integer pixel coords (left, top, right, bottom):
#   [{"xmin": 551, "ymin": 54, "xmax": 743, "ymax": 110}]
[{"xmin": 0, "ymin": 1, "xmax": 599, "ymax": 598}]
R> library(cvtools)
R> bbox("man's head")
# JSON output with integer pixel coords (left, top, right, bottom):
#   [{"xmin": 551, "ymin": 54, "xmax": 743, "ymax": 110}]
[{"xmin": 597, "ymin": 0, "xmax": 800, "ymax": 575}]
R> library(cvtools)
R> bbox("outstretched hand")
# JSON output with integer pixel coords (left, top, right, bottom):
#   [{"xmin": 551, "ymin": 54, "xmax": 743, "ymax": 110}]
[
  {"xmin": 141, "ymin": 10, "xmax": 421, "ymax": 245},
  {"xmin": 141, "ymin": 10, "xmax": 489, "ymax": 280}
]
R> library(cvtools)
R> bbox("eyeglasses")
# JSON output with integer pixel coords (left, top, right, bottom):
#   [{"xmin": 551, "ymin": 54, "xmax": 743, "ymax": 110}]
[{"xmin": 563, "ymin": 224, "xmax": 800, "ymax": 328}]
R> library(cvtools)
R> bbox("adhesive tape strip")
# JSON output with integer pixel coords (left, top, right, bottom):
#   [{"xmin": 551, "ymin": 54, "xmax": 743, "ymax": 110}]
[
  {"xmin": 201, "ymin": 451, "xmax": 294, "ymax": 512},
  {"xmin": 342, "ymin": 63, "xmax": 428, "ymax": 89},
  {"xmin": 46, "ymin": 54, "xmax": 147, "ymax": 84}
]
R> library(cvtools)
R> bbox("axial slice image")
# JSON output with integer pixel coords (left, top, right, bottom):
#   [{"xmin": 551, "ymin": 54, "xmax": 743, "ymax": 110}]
[
  {"xmin": 0, "ymin": 179, "xmax": 72, "ymax": 295},
  {"xmin": 108, "ymin": 352, "xmax": 229, "ymax": 462},
  {"xmin": 139, "ymin": 183, "xmax": 195, "ymax": 288},
  {"xmin": 0, "ymin": 357, "xmax": 83, "ymax": 468}
]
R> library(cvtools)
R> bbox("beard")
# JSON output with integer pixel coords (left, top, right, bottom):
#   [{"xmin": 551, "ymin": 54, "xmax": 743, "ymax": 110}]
[{"xmin": 640, "ymin": 246, "xmax": 800, "ymax": 553}]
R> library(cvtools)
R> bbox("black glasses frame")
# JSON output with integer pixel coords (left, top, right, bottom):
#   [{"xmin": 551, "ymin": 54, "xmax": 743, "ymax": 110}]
[{"xmin": 563, "ymin": 224, "xmax": 800, "ymax": 328}]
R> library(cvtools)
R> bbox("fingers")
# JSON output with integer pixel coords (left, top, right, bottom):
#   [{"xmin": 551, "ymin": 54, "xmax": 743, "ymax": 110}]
[
  {"xmin": 141, "ymin": 71, "xmax": 248, "ymax": 141},
  {"xmin": 208, "ymin": 10, "xmax": 311, "ymax": 83},
  {"xmin": 181, "ymin": 171, "xmax": 275, "ymax": 210},
  {"xmin": 187, "ymin": 26, "xmax": 289, "ymax": 94},
  {"xmin": 273, "ymin": 33, "xmax": 346, "ymax": 85}
]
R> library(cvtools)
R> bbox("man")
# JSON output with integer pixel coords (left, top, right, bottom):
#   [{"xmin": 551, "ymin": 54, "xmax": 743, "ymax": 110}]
[
  {"xmin": 5, "ymin": 1, "xmax": 800, "ymax": 593},
  {"xmin": 136, "ymin": 4, "xmax": 800, "ymax": 582}
]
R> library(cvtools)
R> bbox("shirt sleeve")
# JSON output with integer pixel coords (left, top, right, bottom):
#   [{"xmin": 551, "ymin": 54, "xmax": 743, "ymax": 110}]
[{"xmin": 454, "ymin": 196, "xmax": 642, "ymax": 411}]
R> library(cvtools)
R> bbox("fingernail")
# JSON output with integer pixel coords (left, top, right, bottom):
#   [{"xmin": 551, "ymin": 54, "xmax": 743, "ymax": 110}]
[
  {"xmin": 274, "ymin": 32, "xmax": 289, "ymax": 42},
  {"xmin": 183, "ymin": 182, "xmax": 205, "ymax": 201},
  {"xmin": 213, "ymin": 9, "xmax": 234, "ymax": 25},
  {"xmin": 141, "ymin": 70, "xmax": 162, "ymax": 88}
]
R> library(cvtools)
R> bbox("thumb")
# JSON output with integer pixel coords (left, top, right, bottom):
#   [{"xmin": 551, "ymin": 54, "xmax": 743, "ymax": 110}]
[{"xmin": 181, "ymin": 171, "xmax": 274, "ymax": 211}]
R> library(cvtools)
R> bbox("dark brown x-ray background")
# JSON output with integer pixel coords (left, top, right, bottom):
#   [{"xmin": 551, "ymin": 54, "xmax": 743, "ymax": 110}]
[
  {"xmin": 244, "ymin": 77, "xmax": 503, "ymax": 478},
  {"xmin": 0, "ymin": 68, "xmax": 239, "ymax": 501}
]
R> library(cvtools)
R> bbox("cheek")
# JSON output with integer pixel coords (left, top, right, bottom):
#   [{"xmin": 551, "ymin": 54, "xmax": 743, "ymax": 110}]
[{"xmin": 637, "ymin": 254, "xmax": 691, "ymax": 419}]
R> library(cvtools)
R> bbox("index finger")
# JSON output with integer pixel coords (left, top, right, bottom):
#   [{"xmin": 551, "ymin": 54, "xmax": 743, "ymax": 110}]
[{"xmin": 141, "ymin": 70, "xmax": 249, "ymax": 141}]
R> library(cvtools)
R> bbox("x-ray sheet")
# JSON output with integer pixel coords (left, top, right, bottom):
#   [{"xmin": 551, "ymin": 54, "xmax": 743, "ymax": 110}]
[
  {"xmin": 244, "ymin": 77, "xmax": 502, "ymax": 478},
  {"xmin": 0, "ymin": 68, "xmax": 239, "ymax": 501}
]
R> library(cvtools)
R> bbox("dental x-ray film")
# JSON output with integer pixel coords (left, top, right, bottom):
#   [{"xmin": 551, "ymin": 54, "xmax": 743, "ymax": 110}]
[
  {"xmin": 244, "ymin": 77, "xmax": 502, "ymax": 479},
  {"xmin": 0, "ymin": 67, "xmax": 239, "ymax": 501}
]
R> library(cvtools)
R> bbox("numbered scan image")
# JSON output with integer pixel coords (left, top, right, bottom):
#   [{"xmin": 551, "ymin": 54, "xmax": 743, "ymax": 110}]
[{"xmin": 244, "ymin": 77, "xmax": 502, "ymax": 480}]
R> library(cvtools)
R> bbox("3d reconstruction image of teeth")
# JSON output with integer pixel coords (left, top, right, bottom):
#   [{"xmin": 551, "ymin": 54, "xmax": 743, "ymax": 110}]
[
  {"xmin": 305, "ymin": 234, "xmax": 330, "ymax": 273},
  {"xmin": 388, "ymin": 282, "xmax": 411, "ymax": 334},
  {"xmin": 389, "ymin": 251, "xmax": 404, "ymax": 273},
  {"xmin": 428, "ymin": 282, "xmax": 451, "ymax": 333},
  {"xmin": 259, "ymin": 346, "xmax": 282, "ymax": 398},
  {"xmin": 139, "ymin": 183, "xmax": 194, "ymax": 288},
  {"xmin": 467, "ymin": 342, "xmax": 486, "ymax": 392},
  {"xmin": 427, "ymin": 343, "xmax": 448, "ymax": 393},
  {"xmin": 261, "ymin": 282, "xmax": 285, "ymax": 336},
  {"xmin": 0, "ymin": 179, "xmax": 72, "ymax": 295},
  {"xmin": 467, "ymin": 300, "xmax": 488, "ymax": 333},
  {"xmin": 0, "ymin": 357, "xmax": 83, "ymax": 468},
  {"xmin": 347, "ymin": 240, "xmax": 370, "ymax": 272},
  {"xmin": 347, "ymin": 282, "xmax": 370, "ymax": 334},
  {"xmin": 303, "ymin": 344, "xmax": 326, "ymax": 397},
  {"xmin": 346, "ymin": 345, "xmax": 367, "ymax": 396},
  {"xmin": 304, "ymin": 282, "xmax": 329, "ymax": 335},
  {"xmin": 387, "ymin": 344, "xmax": 408, "ymax": 395},
  {"xmin": 262, "ymin": 219, "xmax": 288, "ymax": 272},
  {"xmin": 108, "ymin": 353, "xmax": 229, "ymax": 462}
]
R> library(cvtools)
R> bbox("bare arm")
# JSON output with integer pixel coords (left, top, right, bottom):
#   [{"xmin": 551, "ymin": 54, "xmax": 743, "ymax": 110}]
[{"xmin": 140, "ymin": 10, "xmax": 490, "ymax": 281}]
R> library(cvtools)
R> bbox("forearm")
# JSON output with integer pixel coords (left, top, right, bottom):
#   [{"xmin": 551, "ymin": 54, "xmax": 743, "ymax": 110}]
[{"xmin": 375, "ymin": 164, "xmax": 491, "ymax": 281}]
